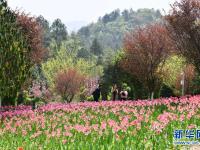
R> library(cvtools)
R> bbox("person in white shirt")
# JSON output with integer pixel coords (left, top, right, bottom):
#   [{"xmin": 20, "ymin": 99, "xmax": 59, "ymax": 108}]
[{"xmin": 120, "ymin": 89, "xmax": 128, "ymax": 101}]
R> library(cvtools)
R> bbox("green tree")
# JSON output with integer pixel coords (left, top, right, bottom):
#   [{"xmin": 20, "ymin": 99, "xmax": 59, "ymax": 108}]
[
  {"xmin": 78, "ymin": 8, "xmax": 161, "ymax": 55},
  {"xmin": 162, "ymin": 55, "xmax": 186, "ymax": 94},
  {"xmin": 122, "ymin": 9, "xmax": 130, "ymax": 21},
  {"xmin": 0, "ymin": 1, "xmax": 45, "ymax": 106},
  {"xmin": 0, "ymin": 0, "xmax": 26, "ymax": 105},
  {"xmin": 101, "ymin": 51, "xmax": 147, "ymax": 100},
  {"xmin": 51, "ymin": 18, "xmax": 68, "ymax": 49},
  {"xmin": 77, "ymin": 48, "xmax": 91, "ymax": 59},
  {"xmin": 36, "ymin": 15, "xmax": 51, "ymax": 48},
  {"xmin": 102, "ymin": 9, "xmax": 120, "ymax": 24},
  {"xmin": 90, "ymin": 38, "xmax": 103, "ymax": 56},
  {"xmin": 42, "ymin": 41, "xmax": 103, "ymax": 92}
]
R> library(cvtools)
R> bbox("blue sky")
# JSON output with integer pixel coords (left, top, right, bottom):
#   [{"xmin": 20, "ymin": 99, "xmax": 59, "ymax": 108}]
[{"xmin": 8, "ymin": 0, "xmax": 176, "ymax": 31}]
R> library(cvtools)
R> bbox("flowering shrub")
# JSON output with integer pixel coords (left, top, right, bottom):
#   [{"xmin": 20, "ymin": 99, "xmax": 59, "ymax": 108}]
[
  {"xmin": 0, "ymin": 95, "xmax": 200, "ymax": 149},
  {"xmin": 55, "ymin": 68, "xmax": 85, "ymax": 103},
  {"xmin": 26, "ymin": 81, "xmax": 52, "ymax": 105}
]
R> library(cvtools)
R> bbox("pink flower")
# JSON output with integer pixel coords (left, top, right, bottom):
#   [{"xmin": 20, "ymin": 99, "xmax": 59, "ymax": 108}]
[
  {"xmin": 62, "ymin": 139, "xmax": 67, "ymax": 144},
  {"xmin": 157, "ymin": 114, "xmax": 169, "ymax": 124},
  {"xmin": 130, "ymin": 120, "xmax": 139, "ymax": 126},
  {"xmin": 51, "ymin": 131, "xmax": 56, "ymax": 137},
  {"xmin": 92, "ymin": 124, "xmax": 99, "ymax": 131},
  {"xmin": 112, "ymin": 125, "xmax": 121, "ymax": 133},
  {"xmin": 22, "ymin": 130, "xmax": 27, "ymax": 136},
  {"xmin": 121, "ymin": 117, "xmax": 129, "ymax": 127},
  {"xmin": 56, "ymin": 128, "xmax": 61, "ymax": 138},
  {"xmin": 101, "ymin": 122, "xmax": 107, "ymax": 130},
  {"xmin": 64, "ymin": 132, "xmax": 72, "ymax": 137},
  {"xmin": 180, "ymin": 114, "xmax": 185, "ymax": 121},
  {"xmin": 151, "ymin": 121, "xmax": 161, "ymax": 130},
  {"xmin": 108, "ymin": 120, "xmax": 117, "ymax": 127},
  {"xmin": 188, "ymin": 124, "xmax": 196, "ymax": 129},
  {"xmin": 187, "ymin": 113, "xmax": 192, "ymax": 119}
]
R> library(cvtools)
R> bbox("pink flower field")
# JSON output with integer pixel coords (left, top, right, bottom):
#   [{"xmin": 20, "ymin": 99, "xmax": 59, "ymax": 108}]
[{"xmin": 1, "ymin": 95, "xmax": 200, "ymax": 149}]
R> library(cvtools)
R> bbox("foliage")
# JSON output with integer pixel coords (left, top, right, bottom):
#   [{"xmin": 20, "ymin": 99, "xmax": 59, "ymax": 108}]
[
  {"xmin": 165, "ymin": 0, "xmax": 200, "ymax": 73},
  {"xmin": 78, "ymin": 8, "xmax": 162, "ymax": 53},
  {"xmin": 162, "ymin": 55, "xmax": 186, "ymax": 94},
  {"xmin": 79, "ymin": 87, "xmax": 88, "ymax": 102},
  {"xmin": 191, "ymin": 74, "xmax": 200, "ymax": 95},
  {"xmin": 55, "ymin": 68, "xmax": 85, "ymax": 103},
  {"xmin": 162, "ymin": 55, "xmax": 198, "ymax": 96},
  {"xmin": 122, "ymin": 24, "xmax": 173, "ymax": 99},
  {"xmin": 77, "ymin": 48, "xmax": 91, "ymax": 59},
  {"xmin": 0, "ymin": 1, "xmax": 45, "ymax": 105},
  {"xmin": 102, "ymin": 9, "xmax": 120, "ymax": 24},
  {"xmin": 36, "ymin": 15, "xmax": 51, "ymax": 48},
  {"xmin": 175, "ymin": 64, "xmax": 196, "ymax": 95},
  {"xmin": 90, "ymin": 38, "xmax": 103, "ymax": 56},
  {"xmin": 16, "ymin": 13, "xmax": 46, "ymax": 65},
  {"xmin": 100, "ymin": 51, "xmax": 148, "ymax": 100},
  {"xmin": 33, "ymin": 9, "xmax": 164, "ymax": 102},
  {"xmin": 51, "ymin": 19, "xmax": 68, "ymax": 49},
  {"xmin": 42, "ymin": 38, "xmax": 103, "ymax": 97},
  {"xmin": 121, "ymin": 83, "xmax": 131, "ymax": 92},
  {"xmin": 0, "ymin": 0, "xmax": 26, "ymax": 104},
  {"xmin": 29, "ymin": 81, "xmax": 51, "ymax": 101},
  {"xmin": 160, "ymin": 84, "xmax": 175, "ymax": 98}
]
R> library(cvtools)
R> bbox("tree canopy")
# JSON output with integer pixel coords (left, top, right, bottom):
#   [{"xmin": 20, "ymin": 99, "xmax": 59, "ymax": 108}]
[
  {"xmin": 122, "ymin": 24, "xmax": 173, "ymax": 99},
  {"xmin": 0, "ymin": 0, "xmax": 46, "ymax": 105},
  {"xmin": 166, "ymin": 0, "xmax": 200, "ymax": 72}
]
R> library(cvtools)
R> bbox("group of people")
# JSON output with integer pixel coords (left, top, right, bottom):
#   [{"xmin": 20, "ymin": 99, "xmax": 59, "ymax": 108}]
[{"xmin": 92, "ymin": 84, "xmax": 128, "ymax": 102}]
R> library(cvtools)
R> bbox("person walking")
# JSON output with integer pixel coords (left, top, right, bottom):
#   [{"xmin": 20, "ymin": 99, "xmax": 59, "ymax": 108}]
[
  {"xmin": 111, "ymin": 84, "xmax": 118, "ymax": 101},
  {"xmin": 92, "ymin": 85, "xmax": 101, "ymax": 102}
]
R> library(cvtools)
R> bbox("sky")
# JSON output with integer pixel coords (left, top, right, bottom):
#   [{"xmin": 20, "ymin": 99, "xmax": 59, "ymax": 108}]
[{"xmin": 8, "ymin": 0, "xmax": 176, "ymax": 31}]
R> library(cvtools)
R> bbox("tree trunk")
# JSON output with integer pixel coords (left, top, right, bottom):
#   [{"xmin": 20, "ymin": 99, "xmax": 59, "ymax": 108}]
[
  {"xmin": 150, "ymin": 92, "xmax": 154, "ymax": 100},
  {"xmin": 17, "ymin": 90, "xmax": 24, "ymax": 105},
  {"xmin": 69, "ymin": 95, "xmax": 74, "ymax": 103},
  {"xmin": 32, "ymin": 101, "xmax": 36, "ymax": 110}
]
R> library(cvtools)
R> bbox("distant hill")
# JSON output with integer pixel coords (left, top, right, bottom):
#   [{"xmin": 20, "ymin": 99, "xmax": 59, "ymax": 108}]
[{"xmin": 77, "ymin": 8, "xmax": 162, "ymax": 53}]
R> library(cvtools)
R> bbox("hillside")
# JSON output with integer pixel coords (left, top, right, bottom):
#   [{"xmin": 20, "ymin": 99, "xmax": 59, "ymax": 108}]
[{"xmin": 78, "ymin": 8, "xmax": 162, "ymax": 53}]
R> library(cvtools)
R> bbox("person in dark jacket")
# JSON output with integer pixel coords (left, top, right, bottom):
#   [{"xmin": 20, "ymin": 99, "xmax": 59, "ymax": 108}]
[{"xmin": 92, "ymin": 85, "xmax": 101, "ymax": 102}]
